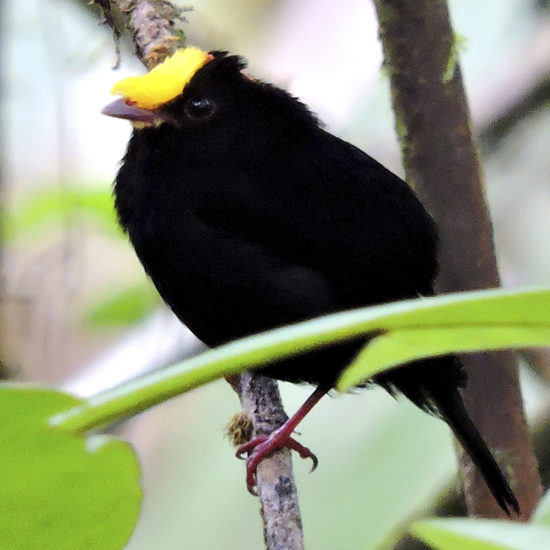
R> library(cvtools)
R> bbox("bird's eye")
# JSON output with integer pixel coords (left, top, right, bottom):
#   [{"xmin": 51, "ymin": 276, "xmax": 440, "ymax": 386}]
[{"xmin": 184, "ymin": 98, "xmax": 215, "ymax": 120}]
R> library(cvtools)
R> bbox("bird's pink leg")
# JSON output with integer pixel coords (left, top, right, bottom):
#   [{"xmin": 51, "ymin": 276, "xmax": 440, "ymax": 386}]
[{"xmin": 236, "ymin": 386, "xmax": 327, "ymax": 495}]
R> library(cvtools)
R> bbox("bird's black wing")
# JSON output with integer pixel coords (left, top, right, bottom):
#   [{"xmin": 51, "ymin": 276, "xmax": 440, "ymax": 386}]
[
  {"xmin": 127, "ymin": 204, "xmax": 339, "ymax": 347},
  {"xmin": 200, "ymin": 127, "xmax": 439, "ymax": 308}
]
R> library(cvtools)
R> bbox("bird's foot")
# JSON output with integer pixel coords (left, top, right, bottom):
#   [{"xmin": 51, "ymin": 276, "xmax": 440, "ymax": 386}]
[{"xmin": 236, "ymin": 427, "xmax": 318, "ymax": 495}]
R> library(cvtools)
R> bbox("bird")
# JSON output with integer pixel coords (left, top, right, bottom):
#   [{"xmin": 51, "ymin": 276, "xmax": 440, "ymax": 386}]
[{"xmin": 103, "ymin": 46, "xmax": 519, "ymax": 514}]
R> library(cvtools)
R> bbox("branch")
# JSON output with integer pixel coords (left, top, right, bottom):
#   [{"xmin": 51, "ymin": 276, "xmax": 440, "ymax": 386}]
[
  {"xmin": 521, "ymin": 348, "xmax": 550, "ymax": 385},
  {"xmin": 478, "ymin": 75, "xmax": 550, "ymax": 152},
  {"xmin": 373, "ymin": 0, "xmax": 542, "ymax": 518},
  {"xmin": 235, "ymin": 373, "xmax": 305, "ymax": 550},
  {"xmin": 91, "ymin": 0, "xmax": 186, "ymax": 68},
  {"xmin": 90, "ymin": 2, "xmax": 304, "ymax": 546},
  {"xmin": 477, "ymin": 16, "xmax": 550, "ymax": 153}
]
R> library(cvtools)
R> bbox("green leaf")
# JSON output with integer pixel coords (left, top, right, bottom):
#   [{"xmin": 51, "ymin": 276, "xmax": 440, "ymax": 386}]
[
  {"xmin": 0, "ymin": 385, "xmax": 141, "ymax": 550},
  {"xmin": 532, "ymin": 489, "xmax": 550, "ymax": 526},
  {"xmin": 85, "ymin": 282, "xmax": 161, "ymax": 327},
  {"xmin": 5, "ymin": 187, "xmax": 120, "ymax": 242},
  {"xmin": 411, "ymin": 518, "xmax": 550, "ymax": 550},
  {"xmin": 339, "ymin": 325, "xmax": 550, "ymax": 390},
  {"xmin": 337, "ymin": 288, "xmax": 550, "ymax": 390},
  {"xmin": 48, "ymin": 287, "xmax": 550, "ymax": 435}
]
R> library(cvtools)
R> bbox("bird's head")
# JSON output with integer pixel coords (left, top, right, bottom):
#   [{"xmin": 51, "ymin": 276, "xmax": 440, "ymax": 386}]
[
  {"xmin": 102, "ymin": 46, "xmax": 317, "ymax": 139},
  {"xmin": 103, "ymin": 48, "xmax": 246, "ymax": 129}
]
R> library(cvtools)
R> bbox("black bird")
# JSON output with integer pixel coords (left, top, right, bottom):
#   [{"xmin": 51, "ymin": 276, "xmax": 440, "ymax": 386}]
[{"xmin": 103, "ymin": 47, "xmax": 518, "ymax": 514}]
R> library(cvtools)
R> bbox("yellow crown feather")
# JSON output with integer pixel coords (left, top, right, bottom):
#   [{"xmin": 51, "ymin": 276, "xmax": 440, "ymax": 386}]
[{"xmin": 110, "ymin": 47, "xmax": 212, "ymax": 110}]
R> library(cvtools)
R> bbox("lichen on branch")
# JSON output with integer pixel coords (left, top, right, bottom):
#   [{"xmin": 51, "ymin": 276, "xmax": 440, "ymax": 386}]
[{"xmin": 91, "ymin": 0, "xmax": 188, "ymax": 68}]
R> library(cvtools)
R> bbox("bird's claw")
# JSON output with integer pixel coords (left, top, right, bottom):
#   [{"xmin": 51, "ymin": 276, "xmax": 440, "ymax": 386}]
[{"xmin": 236, "ymin": 433, "xmax": 318, "ymax": 495}]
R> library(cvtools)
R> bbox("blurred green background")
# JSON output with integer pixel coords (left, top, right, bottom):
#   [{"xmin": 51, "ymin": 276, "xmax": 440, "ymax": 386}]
[{"xmin": 2, "ymin": 0, "xmax": 549, "ymax": 548}]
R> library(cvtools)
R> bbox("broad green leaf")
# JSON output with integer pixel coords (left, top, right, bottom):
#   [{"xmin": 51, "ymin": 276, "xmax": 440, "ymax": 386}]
[
  {"xmin": 338, "ymin": 325, "xmax": 550, "ymax": 390},
  {"xmin": 411, "ymin": 518, "xmax": 550, "ymax": 550},
  {"xmin": 0, "ymin": 386, "xmax": 141, "ymax": 550},
  {"xmin": 336, "ymin": 287, "xmax": 550, "ymax": 390},
  {"xmin": 532, "ymin": 489, "xmax": 550, "ymax": 526},
  {"xmin": 49, "ymin": 287, "xmax": 550, "ymax": 435},
  {"xmin": 86, "ymin": 282, "xmax": 160, "ymax": 327}
]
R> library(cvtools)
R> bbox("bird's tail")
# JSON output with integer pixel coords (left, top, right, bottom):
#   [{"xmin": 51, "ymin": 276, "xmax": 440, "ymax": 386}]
[
  {"xmin": 377, "ymin": 356, "xmax": 519, "ymax": 516},
  {"xmin": 429, "ymin": 381, "xmax": 519, "ymax": 516}
]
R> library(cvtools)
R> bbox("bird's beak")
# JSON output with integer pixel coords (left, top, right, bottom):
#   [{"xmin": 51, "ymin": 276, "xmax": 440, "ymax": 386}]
[{"xmin": 102, "ymin": 97, "xmax": 159, "ymax": 124}]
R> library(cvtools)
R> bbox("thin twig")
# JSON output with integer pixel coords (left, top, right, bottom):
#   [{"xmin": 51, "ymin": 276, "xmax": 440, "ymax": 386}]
[
  {"xmin": 90, "ymin": 2, "xmax": 305, "ymax": 546},
  {"xmin": 90, "ymin": 0, "xmax": 186, "ymax": 67},
  {"xmin": 479, "ymin": 75, "xmax": 550, "ymax": 152},
  {"xmin": 237, "ymin": 373, "xmax": 305, "ymax": 550}
]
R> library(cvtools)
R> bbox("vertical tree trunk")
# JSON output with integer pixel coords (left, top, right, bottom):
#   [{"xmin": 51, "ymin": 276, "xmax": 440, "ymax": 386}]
[{"xmin": 373, "ymin": 0, "xmax": 541, "ymax": 518}]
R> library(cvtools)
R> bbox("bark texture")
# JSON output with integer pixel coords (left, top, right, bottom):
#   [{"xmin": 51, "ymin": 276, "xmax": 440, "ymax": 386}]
[
  {"xmin": 374, "ymin": 0, "xmax": 541, "ymax": 519},
  {"xmin": 238, "ymin": 373, "xmax": 305, "ymax": 550},
  {"xmin": 92, "ymin": 0, "xmax": 185, "ymax": 68}
]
